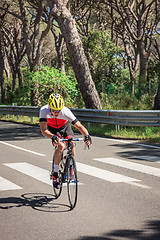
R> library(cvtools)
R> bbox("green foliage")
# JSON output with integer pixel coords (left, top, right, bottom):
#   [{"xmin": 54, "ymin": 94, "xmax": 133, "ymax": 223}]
[
  {"xmin": 1, "ymin": 114, "xmax": 159, "ymax": 143},
  {"xmin": 5, "ymin": 67, "xmax": 31, "ymax": 105},
  {"xmin": 9, "ymin": 87, "xmax": 31, "ymax": 106},
  {"xmin": 82, "ymin": 30, "xmax": 124, "ymax": 92},
  {"xmin": 80, "ymin": 122, "xmax": 160, "ymax": 143},
  {"xmin": 102, "ymin": 93, "xmax": 139, "ymax": 110},
  {"xmin": 29, "ymin": 65, "xmax": 79, "ymax": 107},
  {"xmin": 100, "ymin": 92, "xmax": 155, "ymax": 110}
]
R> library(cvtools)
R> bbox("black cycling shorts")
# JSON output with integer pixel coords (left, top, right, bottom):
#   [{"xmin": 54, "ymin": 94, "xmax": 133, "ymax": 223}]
[{"xmin": 47, "ymin": 121, "xmax": 74, "ymax": 139}]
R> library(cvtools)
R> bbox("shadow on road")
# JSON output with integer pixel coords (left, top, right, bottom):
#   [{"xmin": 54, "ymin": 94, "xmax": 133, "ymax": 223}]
[
  {"xmin": 0, "ymin": 193, "xmax": 71, "ymax": 212},
  {"xmin": 76, "ymin": 220, "xmax": 160, "ymax": 240},
  {"xmin": 109, "ymin": 142, "xmax": 160, "ymax": 162},
  {"xmin": 0, "ymin": 120, "xmax": 42, "ymax": 141}
]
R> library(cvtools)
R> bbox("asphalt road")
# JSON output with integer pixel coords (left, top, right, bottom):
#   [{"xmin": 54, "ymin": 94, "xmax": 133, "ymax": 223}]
[{"xmin": 0, "ymin": 121, "xmax": 160, "ymax": 240}]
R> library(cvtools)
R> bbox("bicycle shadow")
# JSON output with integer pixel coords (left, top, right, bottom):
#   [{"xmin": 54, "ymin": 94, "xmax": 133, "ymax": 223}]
[{"xmin": 0, "ymin": 193, "xmax": 71, "ymax": 212}]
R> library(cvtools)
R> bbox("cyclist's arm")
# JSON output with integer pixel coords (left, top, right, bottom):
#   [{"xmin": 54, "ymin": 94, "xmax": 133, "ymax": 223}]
[
  {"xmin": 40, "ymin": 121, "xmax": 53, "ymax": 139},
  {"xmin": 73, "ymin": 121, "xmax": 92, "ymax": 146},
  {"xmin": 73, "ymin": 121, "xmax": 89, "ymax": 136}
]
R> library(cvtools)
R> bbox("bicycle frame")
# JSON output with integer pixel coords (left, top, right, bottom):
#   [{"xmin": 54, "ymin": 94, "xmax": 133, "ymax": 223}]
[{"xmin": 51, "ymin": 137, "xmax": 84, "ymax": 209}]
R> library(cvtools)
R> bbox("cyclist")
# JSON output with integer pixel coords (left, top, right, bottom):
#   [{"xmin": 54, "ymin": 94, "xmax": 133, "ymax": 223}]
[{"xmin": 39, "ymin": 93, "xmax": 92, "ymax": 188}]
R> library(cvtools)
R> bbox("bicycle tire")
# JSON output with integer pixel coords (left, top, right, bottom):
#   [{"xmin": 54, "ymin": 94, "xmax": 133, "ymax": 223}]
[
  {"xmin": 66, "ymin": 155, "xmax": 78, "ymax": 209},
  {"xmin": 52, "ymin": 153, "xmax": 64, "ymax": 199},
  {"xmin": 52, "ymin": 170, "xmax": 63, "ymax": 199}
]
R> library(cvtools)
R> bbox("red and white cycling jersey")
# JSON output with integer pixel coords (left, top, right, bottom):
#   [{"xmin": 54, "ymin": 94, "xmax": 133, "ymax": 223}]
[{"xmin": 39, "ymin": 104, "xmax": 77, "ymax": 129}]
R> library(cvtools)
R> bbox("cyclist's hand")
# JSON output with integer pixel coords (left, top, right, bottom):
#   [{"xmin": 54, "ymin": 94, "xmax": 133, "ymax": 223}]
[
  {"xmin": 51, "ymin": 135, "xmax": 59, "ymax": 146},
  {"xmin": 84, "ymin": 135, "xmax": 92, "ymax": 148}
]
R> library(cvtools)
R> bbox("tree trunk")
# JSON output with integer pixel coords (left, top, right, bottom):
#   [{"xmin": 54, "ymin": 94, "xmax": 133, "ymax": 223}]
[
  {"xmin": 51, "ymin": 27, "xmax": 66, "ymax": 73},
  {"xmin": 51, "ymin": 0, "xmax": 102, "ymax": 109},
  {"xmin": 0, "ymin": 38, "xmax": 6, "ymax": 103},
  {"xmin": 137, "ymin": 41, "xmax": 149, "ymax": 95},
  {"xmin": 16, "ymin": 66, "xmax": 23, "ymax": 89},
  {"xmin": 153, "ymin": 79, "xmax": 160, "ymax": 110}
]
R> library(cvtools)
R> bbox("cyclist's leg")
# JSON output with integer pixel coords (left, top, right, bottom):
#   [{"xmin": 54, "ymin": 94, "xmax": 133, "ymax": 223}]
[
  {"xmin": 63, "ymin": 124, "xmax": 75, "ymax": 156},
  {"xmin": 52, "ymin": 124, "xmax": 74, "ymax": 188},
  {"xmin": 52, "ymin": 141, "xmax": 65, "ymax": 189},
  {"xmin": 48, "ymin": 126, "xmax": 65, "ymax": 188},
  {"xmin": 54, "ymin": 139, "xmax": 65, "ymax": 165},
  {"xmin": 48, "ymin": 126, "xmax": 65, "ymax": 169}
]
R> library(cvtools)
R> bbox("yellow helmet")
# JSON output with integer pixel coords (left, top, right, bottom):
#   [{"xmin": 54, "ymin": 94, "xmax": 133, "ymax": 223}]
[{"xmin": 48, "ymin": 93, "xmax": 64, "ymax": 110}]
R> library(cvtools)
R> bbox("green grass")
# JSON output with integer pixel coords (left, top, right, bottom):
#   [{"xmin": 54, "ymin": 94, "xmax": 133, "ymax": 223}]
[
  {"xmin": 0, "ymin": 115, "xmax": 39, "ymax": 126},
  {"xmin": 80, "ymin": 123, "xmax": 160, "ymax": 143},
  {"xmin": 0, "ymin": 115, "xmax": 160, "ymax": 144}
]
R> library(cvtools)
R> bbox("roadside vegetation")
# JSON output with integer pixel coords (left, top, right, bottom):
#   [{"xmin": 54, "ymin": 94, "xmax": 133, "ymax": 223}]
[
  {"xmin": 0, "ymin": 1, "xmax": 159, "ymax": 143},
  {"xmin": 0, "ymin": 115, "xmax": 159, "ymax": 144}
]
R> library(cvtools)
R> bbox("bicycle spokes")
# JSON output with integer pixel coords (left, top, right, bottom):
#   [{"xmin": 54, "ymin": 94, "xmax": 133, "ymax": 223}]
[
  {"xmin": 52, "ymin": 170, "xmax": 62, "ymax": 199},
  {"xmin": 67, "ymin": 157, "xmax": 78, "ymax": 209}
]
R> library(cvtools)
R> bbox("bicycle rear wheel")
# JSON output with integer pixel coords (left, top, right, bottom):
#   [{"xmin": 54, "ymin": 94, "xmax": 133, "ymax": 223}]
[{"xmin": 66, "ymin": 156, "xmax": 78, "ymax": 209}]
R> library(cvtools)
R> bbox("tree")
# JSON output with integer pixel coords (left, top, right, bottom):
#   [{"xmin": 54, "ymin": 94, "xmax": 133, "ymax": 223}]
[
  {"xmin": 0, "ymin": 0, "xmax": 25, "ymax": 96},
  {"xmin": 2, "ymin": 18, "xmax": 25, "ymax": 90},
  {"xmin": 0, "ymin": 5, "xmax": 7, "ymax": 103},
  {"xmin": 0, "ymin": 37, "xmax": 6, "ymax": 103},
  {"xmin": 103, "ymin": 0, "xmax": 159, "ymax": 96},
  {"xmin": 82, "ymin": 30, "xmax": 123, "ymax": 93},
  {"xmin": 0, "ymin": 0, "xmax": 52, "ymax": 105},
  {"xmin": 153, "ymin": 33, "xmax": 160, "ymax": 109},
  {"xmin": 48, "ymin": 0, "xmax": 102, "ymax": 109},
  {"xmin": 18, "ymin": 0, "xmax": 52, "ymax": 105}
]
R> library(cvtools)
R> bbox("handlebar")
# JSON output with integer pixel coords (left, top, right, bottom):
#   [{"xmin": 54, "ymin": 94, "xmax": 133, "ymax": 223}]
[
  {"xmin": 59, "ymin": 137, "xmax": 84, "ymax": 142},
  {"xmin": 59, "ymin": 137, "xmax": 90, "ymax": 149}
]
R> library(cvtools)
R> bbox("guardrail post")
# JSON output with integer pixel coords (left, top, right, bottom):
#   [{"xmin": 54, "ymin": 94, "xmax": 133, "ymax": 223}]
[
  {"xmin": 115, "ymin": 125, "xmax": 120, "ymax": 132},
  {"xmin": 12, "ymin": 103, "xmax": 19, "ymax": 119},
  {"xmin": 12, "ymin": 103, "xmax": 16, "ymax": 117}
]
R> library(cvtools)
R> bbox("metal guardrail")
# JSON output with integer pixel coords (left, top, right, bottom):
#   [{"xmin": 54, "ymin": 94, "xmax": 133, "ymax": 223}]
[{"xmin": 0, "ymin": 105, "xmax": 160, "ymax": 127}]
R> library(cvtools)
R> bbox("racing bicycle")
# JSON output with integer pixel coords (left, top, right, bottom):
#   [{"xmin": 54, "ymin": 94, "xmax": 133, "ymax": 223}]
[{"xmin": 50, "ymin": 137, "xmax": 84, "ymax": 209}]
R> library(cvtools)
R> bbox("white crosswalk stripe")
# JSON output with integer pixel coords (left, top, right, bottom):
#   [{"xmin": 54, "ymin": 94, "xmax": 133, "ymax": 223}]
[
  {"xmin": 2, "ymin": 162, "xmax": 83, "ymax": 191},
  {"xmin": 1, "ymin": 155, "xmax": 160, "ymax": 191},
  {"xmin": 4, "ymin": 162, "xmax": 52, "ymax": 186},
  {"xmin": 0, "ymin": 176, "xmax": 22, "ymax": 191},
  {"xmin": 93, "ymin": 158, "xmax": 160, "ymax": 177},
  {"xmin": 76, "ymin": 162, "xmax": 150, "ymax": 189}
]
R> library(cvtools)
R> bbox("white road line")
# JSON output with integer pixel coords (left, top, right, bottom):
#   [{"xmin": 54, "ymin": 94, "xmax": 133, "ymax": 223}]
[
  {"xmin": 105, "ymin": 138, "xmax": 134, "ymax": 144},
  {"xmin": 104, "ymin": 137, "xmax": 160, "ymax": 149},
  {"xmin": 137, "ymin": 143, "xmax": 160, "ymax": 149},
  {"xmin": 76, "ymin": 162, "xmax": 150, "ymax": 189},
  {"xmin": 0, "ymin": 141, "xmax": 46, "ymax": 156},
  {"xmin": 133, "ymin": 155, "xmax": 160, "ymax": 163},
  {"xmin": 93, "ymin": 158, "xmax": 160, "ymax": 177},
  {"xmin": 0, "ymin": 176, "xmax": 22, "ymax": 191},
  {"xmin": 4, "ymin": 163, "xmax": 83, "ymax": 187}
]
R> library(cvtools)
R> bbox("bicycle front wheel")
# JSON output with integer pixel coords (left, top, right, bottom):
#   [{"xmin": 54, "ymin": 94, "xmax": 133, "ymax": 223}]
[
  {"xmin": 53, "ymin": 170, "xmax": 63, "ymax": 199},
  {"xmin": 52, "ymin": 153, "xmax": 64, "ymax": 199},
  {"xmin": 66, "ymin": 156, "xmax": 78, "ymax": 209}
]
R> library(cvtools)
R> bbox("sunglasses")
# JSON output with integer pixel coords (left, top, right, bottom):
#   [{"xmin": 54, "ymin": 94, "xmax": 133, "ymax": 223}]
[{"xmin": 51, "ymin": 109, "xmax": 61, "ymax": 113}]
